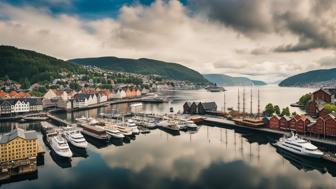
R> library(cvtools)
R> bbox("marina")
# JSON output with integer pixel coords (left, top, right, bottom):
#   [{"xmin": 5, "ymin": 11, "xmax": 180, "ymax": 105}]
[{"xmin": 2, "ymin": 87, "xmax": 336, "ymax": 189}]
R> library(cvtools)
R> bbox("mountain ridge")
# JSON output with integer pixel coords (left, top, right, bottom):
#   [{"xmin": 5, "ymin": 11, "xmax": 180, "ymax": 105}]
[
  {"xmin": 279, "ymin": 68, "xmax": 336, "ymax": 87},
  {"xmin": 69, "ymin": 56, "xmax": 209, "ymax": 83},
  {"xmin": 203, "ymin": 74, "xmax": 266, "ymax": 86}
]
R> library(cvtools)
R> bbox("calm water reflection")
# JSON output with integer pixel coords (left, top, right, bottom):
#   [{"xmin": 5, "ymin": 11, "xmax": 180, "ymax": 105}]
[{"xmin": 2, "ymin": 86, "xmax": 336, "ymax": 189}]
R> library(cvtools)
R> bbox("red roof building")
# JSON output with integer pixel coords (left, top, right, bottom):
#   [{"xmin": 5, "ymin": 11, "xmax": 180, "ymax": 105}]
[{"xmin": 268, "ymin": 115, "xmax": 280, "ymax": 130}]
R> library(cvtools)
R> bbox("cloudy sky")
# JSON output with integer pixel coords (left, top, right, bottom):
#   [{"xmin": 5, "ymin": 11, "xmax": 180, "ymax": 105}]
[{"xmin": 1, "ymin": 0, "xmax": 336, "ymax": 82}]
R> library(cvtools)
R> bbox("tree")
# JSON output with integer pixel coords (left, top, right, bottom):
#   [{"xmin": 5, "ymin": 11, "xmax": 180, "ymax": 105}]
[
  {"xmin": 264, "ymin": 103, "xmax": 274, "ymax": 116},
  {"xmin": 274, "ymin": 105, "xmax": 281, "ymax": 115},
  {"xmin": 38, "ymin": 86, "xmax": 47, "ymax": 94},
  {"xmin": 69, "ymin": 82, "xmax": 81, "ymax": 91},
  {"xmin": 323, "ymin": 103, "xmax": 336, "ymax": 114},
  {"xmin": 21, "ymin": 78, "xmax": 30, "ymax": 89},
  {"xmin": 281, "ymin": 107, "xmax": 291, "ymax": 116},
  {"xmin": 299, "ymin": 93, "xmax": 312, "ymax": 106}
]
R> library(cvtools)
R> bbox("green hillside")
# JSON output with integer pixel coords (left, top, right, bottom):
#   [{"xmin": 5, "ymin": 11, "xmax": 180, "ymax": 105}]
[
  {"xmin": 279, "ymin": 68, "xmax": 336, "ymax": 87},
  {"xmin": 0, "ymin": 46, "xmax": 84, "ymax": 84},
  {"xmin": 203, "ymin": 74, "xmax": 266, "ymax": 86},
  {"xmin": 69, "ymin": 57, "xmax": 209, "ymax": 83}
]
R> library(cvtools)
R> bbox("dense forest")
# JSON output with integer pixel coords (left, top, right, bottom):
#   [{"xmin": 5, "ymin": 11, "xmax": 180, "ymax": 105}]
[
  {"xmin": 70, "ymin": 57, "xmax": 209, "ymax": 83},
  {"xmin": 0, "ymin": 46, "xmax": 84, "ymax": 85}
]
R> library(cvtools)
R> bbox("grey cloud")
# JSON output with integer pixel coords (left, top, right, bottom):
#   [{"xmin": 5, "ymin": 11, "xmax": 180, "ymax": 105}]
[
  {"xmin": 190, "ymin": 0, "xmax": 273, "ymax": 36},
  {"xmin": 191, "ymin": 0, "xmax": 336, "ymax": 52}
]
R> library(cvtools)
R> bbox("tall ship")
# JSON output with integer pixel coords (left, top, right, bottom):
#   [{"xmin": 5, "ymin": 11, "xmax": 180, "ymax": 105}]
[{"xmin": 275, "ymin": 132, "xmax": 323, "ymax": 158}]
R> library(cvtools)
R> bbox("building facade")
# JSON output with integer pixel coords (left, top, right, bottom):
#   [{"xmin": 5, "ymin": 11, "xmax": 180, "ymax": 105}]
[{"xmin": 0, "ymin": 129, "xmax": 38, "ymax": 163}]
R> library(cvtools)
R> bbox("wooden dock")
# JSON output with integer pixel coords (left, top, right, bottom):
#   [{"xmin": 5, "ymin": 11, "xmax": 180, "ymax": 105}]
[
  {"xmin": 201, "ymin": 116, "xmax": 336, "ymax": 147},
  {"xmin": 46, "ymin": 113, "xmax": 73, "ymax": 126}
]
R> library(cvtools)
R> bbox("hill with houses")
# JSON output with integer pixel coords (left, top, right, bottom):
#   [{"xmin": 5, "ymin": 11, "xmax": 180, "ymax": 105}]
[{"xmin": 69, "ymin": 57, "xmax": 209, "ymax": 84}]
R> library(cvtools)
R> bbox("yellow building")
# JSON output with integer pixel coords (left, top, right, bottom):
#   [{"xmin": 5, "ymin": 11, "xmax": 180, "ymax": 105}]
[{"xmin": 0, "ymin": 128, "xmax": 38, "ymax": 163}]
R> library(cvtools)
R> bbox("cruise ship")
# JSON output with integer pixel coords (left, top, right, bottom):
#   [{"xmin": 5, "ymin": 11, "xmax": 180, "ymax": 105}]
[
  {"xmin": 47, "ymin": 131, "xmax": 73, "ymax": 158},
  {"xmin": 275, "ymin": 132, "xmax": 323, "ymax": 158},
  {"xmin": 63, "ymin": 127, "xmax": 88, "ymax": 149}
]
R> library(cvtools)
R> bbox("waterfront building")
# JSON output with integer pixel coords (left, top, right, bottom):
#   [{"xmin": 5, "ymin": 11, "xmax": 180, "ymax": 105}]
[
  {"xmin": 279, "ymin": 116, "xmax": 291, "ymax": 130},
  {"xmin": 183, "ymin": 102, "xmax": 192, "ymax": 114},
  {"xmin": 268, "ymin": 115, "xmax": 280, "ymax": 130},
  {"xmin": 43, "ymin": 89, "xmax": 75, "ymax": 109},
  {"xmin": 0, "ymin": 128, "xmax": 38, "ymax": 162},
  {"xmin": 306, "ymin": 100, "xmax": 324, "ymax": 117},
  {"xmin": 294, "ymin": 115, "xmax": 313, "ymax": 133},
  {"xmin": 73, "ymin": 93, "xmax": 98, "ymax": 108},
  {"xmin": 0, "ymin": 98, "xmax": 43, "ymax": 115},
  {"xmin": 325, "ymin": 113, "xmax": 336, "ymax": 137},
  {"xmin": 198, "ymin": 102, "xmax": 217, "ymax": 114},
  {"xmin": 190, "ymin": 102, "xmax": 198, "ymax": 114},
  {"xmin": 308, "ymin": 116, "xmax": 325, "ymax": 136},
  {"xmin": 312, "ymin": 88, "xmax": 336, "ymax": 103},
  {"xmin": 289, "ymin": 114, "xmax": 302, "ymax": 130}
]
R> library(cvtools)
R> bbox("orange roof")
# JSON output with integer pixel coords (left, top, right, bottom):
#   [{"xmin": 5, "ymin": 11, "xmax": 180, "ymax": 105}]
[
  {"xmin": 17, "ymin": 92, "xmax": 30, "ymax": 97},
  {"xmin": 0, "ymin": 90, "xmax": 8, "ymax": 98},
  {"xmin": 8, "ymin": 91, "xmax": 18, "ymax": 97}
]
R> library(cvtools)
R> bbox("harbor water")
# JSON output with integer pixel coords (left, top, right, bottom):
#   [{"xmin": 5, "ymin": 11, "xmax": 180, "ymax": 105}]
[{"xmin": 2, "ymin": 86, "xmax": 336, "ymax": 189}]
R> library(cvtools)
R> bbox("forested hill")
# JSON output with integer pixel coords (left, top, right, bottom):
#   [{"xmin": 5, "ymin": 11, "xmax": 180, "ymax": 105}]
[
  {"xmin": 279, "ymin": 68, "xmax": 336, "ymax": 87},
  {"xmin": 0, "ymin": 45, "xmax": 83, "ymax": 84},
  {"xmin": 203, "ymin": 74, "xmax": 266, "ymax": 86},
  {"xmin": 69, "ymin": 57, "xmax": 209, "ymax": 83}
]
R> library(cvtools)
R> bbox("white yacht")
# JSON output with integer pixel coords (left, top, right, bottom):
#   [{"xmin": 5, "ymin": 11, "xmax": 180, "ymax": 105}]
[
  {"xmin": 63, "ymin": 127, "xmax": 88, "ymax": 149},
  {"xmin": 275, "ymin": 132, "xmax": 323, "ymax": 158},
  {"xmin": 47, "ymin": 132, "xmax": 73, "ymax": 158},
  {"xmin": 157, "ymin": 119, "xmax": 180, "ymax": 131},
  {"xmin": 185, "ymin": 120, "xmax": 198, "ymax": 129},
  {"xmin": 126, "ymin": 119, "xmax": 140, "ymax": 134},
  {"xmin": 96, "ymin": 126, "xmax": 125, "ymax": 139}
]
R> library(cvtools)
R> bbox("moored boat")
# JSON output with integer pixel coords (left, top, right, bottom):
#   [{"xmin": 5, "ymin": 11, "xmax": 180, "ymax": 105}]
[
  {"xmin": 63, "ymin": 127, "xmax": 88, "ymax": 149},
  {"xmin": 47, "ymin": 131, "xmax": 73, "ymax": 158},
  {"xmin": 275, "ymin": 132, "xmax": 323, "ymax": 158}
]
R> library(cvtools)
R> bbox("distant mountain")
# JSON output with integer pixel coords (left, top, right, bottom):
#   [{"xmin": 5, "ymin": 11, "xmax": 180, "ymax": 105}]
[
  {"xmin": 203, "ymin": 74, "xmax": 266, "ymax": 86},
  {"xmin": 70, "ymin": 57, "xmax": 209, "ymax": 83},
  {"xmin": 279, "ymin": 68, "xmax": 336, "ymax": 87},
  {"xmin": 0, "ymin": 46, "xmax": 83, "ymax": 84}
]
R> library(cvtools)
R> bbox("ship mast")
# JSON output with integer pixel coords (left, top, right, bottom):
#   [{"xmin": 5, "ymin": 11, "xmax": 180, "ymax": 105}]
[
  {"xmin": 250, "ymin": 88, "xmax": 253, "ymax": 116},
  {"xmin": 243, "ymin": 88, "xmax": 246, "ymax": 118},
  {"xmin": 223, "ymin": 91, "xmax": 226, "ymax": 113},
  {"xmin": 257, "ymin": 89, "xmax": 260, "ymax": 117},
  {"xmin": 237, "ymin": 88, "xmax": 240, "ymax": 113}
]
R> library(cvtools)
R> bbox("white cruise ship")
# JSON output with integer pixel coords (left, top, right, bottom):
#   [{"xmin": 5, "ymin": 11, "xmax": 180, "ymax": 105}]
[
  {"xmin": 275, "ymin": 132, "xmax": 323, "ymax": 158},
  {"xmin": 47, "ymin": 132, "xmax": 73, "ymax": 158},
  {"xmin": 63, "ymin": 127, "xmax": 88, "ymax": 149}
]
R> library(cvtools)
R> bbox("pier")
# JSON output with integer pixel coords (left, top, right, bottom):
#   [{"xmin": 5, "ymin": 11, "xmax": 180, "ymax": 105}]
[
  {"xmin": 201, "ymin": 116, "xmax": 336, "ymax": 147},
  {"xmin": 46, "ymin": 113, "xmax": 73, "ymax": 126}
]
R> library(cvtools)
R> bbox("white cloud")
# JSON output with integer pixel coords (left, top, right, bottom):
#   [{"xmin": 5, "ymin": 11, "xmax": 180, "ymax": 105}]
[{"xmin": 0, "ymin": 0, "xmax": 334, "ymax": 82}]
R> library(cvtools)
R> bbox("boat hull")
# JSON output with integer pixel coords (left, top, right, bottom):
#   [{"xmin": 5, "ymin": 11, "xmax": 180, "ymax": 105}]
[{"xmin": 276, "ymin": 142, "xmax": 323, "ymax": 158}]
